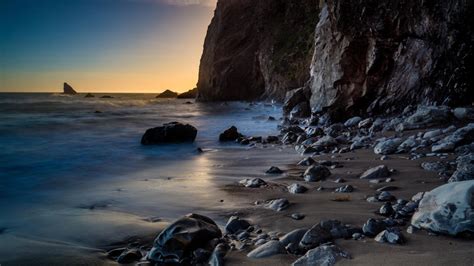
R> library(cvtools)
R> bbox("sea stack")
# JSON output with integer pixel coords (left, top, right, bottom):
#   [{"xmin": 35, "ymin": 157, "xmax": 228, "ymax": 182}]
[
  {"xmin": 63, "ymin": 82, "xmax": 77, "ymax": 94},
  {"xmin": 156, "ymin": 89, "xmax": 178, "ymax": 98}
]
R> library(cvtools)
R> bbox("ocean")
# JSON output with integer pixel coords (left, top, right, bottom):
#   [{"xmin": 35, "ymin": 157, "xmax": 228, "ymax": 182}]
[{"xmin": 0, "ymin": 93, "xmax": 282, "ymax": 263}]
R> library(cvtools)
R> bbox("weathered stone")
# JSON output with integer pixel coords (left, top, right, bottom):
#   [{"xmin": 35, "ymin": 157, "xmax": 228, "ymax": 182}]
[
  {"xmin": 225, "ymin": 216, "xmax": 251, "ymax": 234},
  {"xmin": 288, "ymin": 183, "xmax": 308, "ymax": 194},
  {"xmin": 360, "ymin": 165, "xmax": 390, "ymax": 179},
  {"xmin": 292, "ymin": 244, "xmax": 350, "ymax": 266},
  {"xmin": 280, "ymin": 228, "xmax": 308, "ymax": 246},
  {"xmin": 362, "ymin": 218, "xmax": 387, "ymax": 237},
  {"xmin": 141, "ymin": 122, "xmax": 197, "ymax": 145},
  {"xmin": 344, "ymin": 116, "xmax": 362, "ymax": 127},
  {"xmin": 247, "ymin": 240, "xmax": 285, "ymax": 259},
  {"xmin": 453, "ymin": 107, "xmax": 474, "ymax": 121},
  {"xmin": 449, "ymin": 153, "xmax": 474, "ymax": 182},
  {"xmin": 265, "ymin": 198, "xmax": 290, "ymax": 212},
  {"xmin": 374, "ymin": 228, "xmax": 405, "ymax": 244},
  {"xmin": 374, "ymin": 138, "xmax": 403, "ymax": 155},
  {"xmin": 402, "ymin": 106, "xmax": 452, "ymax": 130},
  {"xmin": 219, "ymin": 126, "xmax": 243, "ymax": 141},
  {"xmin": 239, "ymin": 178, "xmax": 267, "ymax": 188},
  {"xmin": 411, "ymin": 180, "xmax": 474, "ymax": 236},
  {"xmin": 299, "ymin": 224, "xmax": 332, "ymax": 250},
  {"xmin": 304, "ymin": 165, "xmax": 331, "ymax": 182}
]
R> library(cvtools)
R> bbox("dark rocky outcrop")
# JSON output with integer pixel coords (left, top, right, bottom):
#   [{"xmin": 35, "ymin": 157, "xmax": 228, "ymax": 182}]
[
  {"xmin": 63, "ymin": 82, "xmax": 77, "ymax": 94},
  {"xmin": 219, "ymin": 126, "xmax": 242, "ymax": 141},
  {"xmin": 156, "ymin": 89, "xmax": 178, "ymax": 98},
  {"xmin": 197, "ymin": 0, "xmax": 473, "ymax": 120},
  {"xmin": 197, "ymin": 0, "xmax": 320, "ymax": 102},
  {"xmin": 141, "ymin": 122, "xmax": 197, "ymax": 145},
  {"xmin": 177, "ymin": 88, "xmax": 198, "ymax": 99}
]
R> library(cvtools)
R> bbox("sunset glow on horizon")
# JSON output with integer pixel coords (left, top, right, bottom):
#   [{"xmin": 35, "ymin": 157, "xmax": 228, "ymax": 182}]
[{"xmin": 0, "ymin": 0, "xmax": 216, "ymax": 93}]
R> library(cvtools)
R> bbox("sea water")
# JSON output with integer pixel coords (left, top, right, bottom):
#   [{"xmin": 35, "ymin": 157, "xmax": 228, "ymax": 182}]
[{"xmin": 0, "ymin": 93, "xmax": 281, "ymax": 263}]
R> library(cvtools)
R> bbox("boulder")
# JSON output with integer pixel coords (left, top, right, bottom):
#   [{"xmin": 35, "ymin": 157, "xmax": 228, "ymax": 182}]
[
  {"xmin": 362, "ymin": 218, "xmax": 387, "ymax": 237},
  {"xmin": 208, "ymin": 243, "xmax": 229, "ymax": 266},
  {"xmin": 292, "ymin": 244, "xmax": 350, "ymax": 266},
  {"xmin": 344, "ymin": 116, "xmax": 362, "ymax": 127},
  {"xmin": 304, "ymin": 165, "xmax": 331, "ymax": 182},
  {"xmin": 63, "ymin": 82, "xmax": 77, "ymax": 94},
  {"xmin": 141, "ymin": 122, "xmax": 197, "ymax": 145},
  {"xmin": 432, "ymin": 123, "xmax": 474, "ymax": 152},
  {"xmin": 239, "ymin": 178, "xmax": 267, "ymax": 188},
  {"xmin": 283, "ymin": 87, "xmax": 311, "ymax": 115},
  {"xmin": 453, "ymin": 107, "xmax": 474, "ymax": 120},
  {"xmin": 411, "ymin": 180, "xmax": 474, "ymax": 236},
  {"xmin": 374, "ymin": 138, "xmax": 403, "ymax": 155},
  {"xmin": 219, "ymin": 126, "xmax": 243, "ymax": 141},
  {"xmin": 266, "ymin": 166, "xmax": 284, "ymax": 174},
  {"xmin": 148, "ymin": 213, "xmax": 222, "ymax": 264},
  {"xmin": 156, "ymin": 89, "xmax": 178, "ymax": 98},
  {"xmin": 402, "ymin": 105, "xmax": 452, "ymax": 130},
  {"xmin": 288, "ymin": 183, "xmax": 308, "ymax": 194},
  {"xmin": 225, "ymin": 216, "xmax": 250, "ymax": 234},
  {"xmin": 360, "ymin": 165, "xmax": 390, "ymax": 179},
  {"xmin": 299, "ymin": 224, "xmax": 332, "ymax": 250},
  {"xmin": 247, "ymin": 240, "xmax": 285, "ymax": 259},
  {"xmin": 280, "ymin": 228, "xmax": 308, "ymax": 246},
  {"xmin": 177, "ymin": 88, "xmax": 198, "ymax": 99},
  {"xmin": 374, "ymin": 228, "xmax": 405, "ymax": 244},
  {"xmin": 264, "ymin": 198, "xmax": 290, "ymax": 212}
]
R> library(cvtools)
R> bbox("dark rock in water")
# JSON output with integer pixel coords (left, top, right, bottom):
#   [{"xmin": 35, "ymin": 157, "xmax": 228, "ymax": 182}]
[
  {"xmin": 219, "ymin": 126, "xmax": 243, "ymax": 141},
  {"xmin": 362, "ymin": 218, "xmax": 387, "ymax": 237},
  {"xmin": 225, "ymin": 216, "xmax": 251, "ymax": 234},
  {"xmin": 283, "ymin": 87, "xmax": 312, "ymax": 115},
  {"xmin": 374, "ymin": 228, "xmax": 405, "ymax": 245},
  {"xmin": 335, "ymin": 185, "xmax": 354, "ymax": 193},
  {"xmin": 411, "ymin": 180, "xmax": 474, "ymax": 236},
  {"xmin": 266, "ymin": 166, "xmax": 283, "ymax": 174},
  {"xmin": 299, "ymin": 224, "xmax": 333, "ymax": 250},
  {"xmin": 360, "ymin": 165, "xmax": 390, "ymax": 179},
  {"xmin": 297, "ymin": 157, "xmax": 316, "ymax": 166},
  {"xmin": 304, "ymin": 165, "xmax": 331, "ymax": 182},
  {"xmin": 156, "ymin": 89, "xmax": 178, "ymax": 98},
  {"xmin": 148, "ymin": 213, "xmax": 222, "ymax": 264},
  {"xmin": 292, "ymin": 244, "xmax": 351, "ymax": 266},
  {"xmin": 208, "ymin": 243, "xmax": 229, "ymax": 266},
  {"xmin": 239, "ymin": 178, "xmax": 267, "ymax": 188},
  {"xmin": 288, "ymin": 183, "xmax": 308, "ymax": 194},
  {"xmin": 141, "ymin": 122, "xmax": 197, "ymax": 145},
  {"xmin": 291, "ymin": 213, "xmax": 305, "ymax": 220},
  {"xmin": 177, "ymin": 88, "xmax": 198, "ymax": 99},
  {"xmin": 63, "ymin": 82, "xmax": 77, "ymax": 94},
  {"xmin": 265, "ymin": 198, "xmax": 290, "ymax": 212},
  {"xmin": 84, "ymin": 93, "xmax": 94, "ymax": 98},
  {"xmin": 266, "ymin": 135, "xmax": 279, "ymax": 143},
  {"xmin": 247, "ymin": 240, "xmax": 285, "ymax": 258},
  {"xmin": 100, "ymin": 95, "xmax": 114, "ymax": 98},
  {"xmin": 449, "ymin": 153, "xmax": 474, "ymax": 182},
  {"xmin": 117, "ymin": 249, "xmax": 142, "ymax": 264}
]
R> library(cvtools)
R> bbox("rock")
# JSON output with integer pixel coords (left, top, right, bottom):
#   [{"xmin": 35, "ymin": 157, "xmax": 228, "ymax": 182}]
[
  {"xmin": 360, "ymin": 165, "xmax": 390, "ymax": 179},
  {"xmin": 266, "ymin": 135, "xmax": 279, "ymax": 143},
  {"xmin": 313, "ymin": 135, "xmax": 338, "ymax": 149},
  {"xmin": 369, "ymin": 118, "xmax": 384, "ymax": 133},
  {"xmin": 432, "ymin": 142, "xmax": 456, "ymax": 153},
  {"xmin": 265, "ymin": 198, "xmax": 290, "ymax": 212},
  {"xmin": 376, "ymin": 186, "xmax": 398, "ymax": 192},
  {"xmin": 358, "ymin": 118, "xmax": 373, "ymax": 128},
  {"xmin": 397, "ymin": 136, "xmax": 419, "ymax": 152},
  {"xmin": 449, "ymin": 153, "xmax": 474, "ymax": 182},
  {"xmin": 299, "ymin": 224, "xmax": 332, "ymax": 250},
  {"xmin": 297, "ymin": 157, "xmax": 316, "ymax": 166},
  {"xmin": 374, "ymin": 138, "xmax": 403, "ymax": 155},
  {"xmin": 288, "ymin": 183, "xmax": 308, "ymax": 194},
  {"xmin": 219, "ymin": 126, "xmax": 243, "ymax": 141},
  {"xmin": 433, "ymin": 123, "xmax": 474, "ymax": 152},
  {"xmin": 379, "ymin": 202, "xmax": 394, "ymax": 216},
  {"xmin": 117, "ymin": 249, "xmax": 143, "ymax": 264},
  {"xmin": 292, "ymin": 244, "xmax": 350, "ymax": 266},
  {"xmin": 335, "ymin": 185, "xmax": 354, "ymax": 193},
  {"xmin": 304, "ymin": 165, "xmax": 331, "ymax": 182},
  {"xmin": 402, "ymin": 106, "xmax": 452, "ymax": 130},
  {"xmin": 100, "ymin": 95, "xmax": 113, "ymax": 98},
  {"xmin": 411, "ymin": 180, "xmax": 474, "ymax": 236},
  {"xmin": 63, "ymin": 82, "xmax": 77, "ymax": 94},
  {"xmin": 362, "ymin": 218, "xmax": 387, "ymax": 237},
  {"xmin": 280, "ymin": 228, "xmax": 308, "ymax": 246},
  {"xmin": 374, "ymin": 228, "xmax": 405, "ymax": 244},
  {"xmin": 247, "ymin": 240, "xmax": 285, "ymax": 259},
  {"xmin": 208, "ymin": 243, "xmax": 229, "ymax": 266},
  {"xmin": 377, "ymin": 191, "xmax": 396, "ymax": 201},
  {"xmin": 156, "ymin": 89, "xmax": 178, "ymax": 98},
  {"xmin": 225, "ymin": 216, "xmax": 251, "ymax": 234},
  {"xmin": 423, "ymin": 129, "xmax": 443, "ymax": 139},
  {"xmin": 291, "ymin": 213, "xmax": 306, "ymax": 220},
  {"xmin": 177, "ymin": 88, "xmax": 198, "ymax": 99},
  {"xmin": 141, "ymin": 122, "xmax": 197, "ymax": 145},
  {"xmin": 421, "ymin": 161, "xmax": 449, "ymax": 173},
  {"xmin": 239, "ymin": 178, "xmax": 267, "ymax": 188},
  {"xmin": 148, "ymin": 213, "xmax": 222, "ymax": 264},
  {"xmin": 84, "ymin": 93, "xmax": 94, "ymax": 98},
  {"xmin": 344, "ymin": 116, "xmax": 362, "ymax": 127},
  {"xmin": 266, "ymin": 166, "xmax": 283, "ymax": 174},
  {"xmin": 453, "ymin": 107, "xmax": 474, "ymax": 121},
  {"xmin": 291, "ymin": 101, "xmax": 312, "ymax": 118}
]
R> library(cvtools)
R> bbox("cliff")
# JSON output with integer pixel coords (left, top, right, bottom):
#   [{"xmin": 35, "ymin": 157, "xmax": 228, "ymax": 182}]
[
  {"xmin": 197, "ymin": 0, "xmax": 320, "ymax": 101},
  {"xmin": 197, "ymin": 0, "xmax": 473, "ymax": 120}
]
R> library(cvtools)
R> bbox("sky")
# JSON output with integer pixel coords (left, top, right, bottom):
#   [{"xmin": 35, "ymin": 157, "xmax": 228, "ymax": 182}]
[{"xmin": 0, "ymin": 0, "xmax": 216, "ymax": 93}]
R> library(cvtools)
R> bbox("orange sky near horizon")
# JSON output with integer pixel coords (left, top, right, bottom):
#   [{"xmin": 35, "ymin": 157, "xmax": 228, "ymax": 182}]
[{"xmin": 0, "ymin": 0, "xmax": 216, "ymax": 94}]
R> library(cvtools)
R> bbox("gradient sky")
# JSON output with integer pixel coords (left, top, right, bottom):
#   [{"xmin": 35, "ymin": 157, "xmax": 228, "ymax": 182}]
[{"xmin": 0, "ymin": 0, "xmax": 216, "ymax": 93}]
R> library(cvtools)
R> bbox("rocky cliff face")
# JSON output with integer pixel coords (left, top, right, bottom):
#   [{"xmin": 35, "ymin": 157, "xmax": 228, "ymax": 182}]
[
  {"xmin": 198, "ymin": 0, "xmax": 473, "ymax": 119},
  {"xmin": 309, "ymin": 0, "xmax": 474, "ymax": 120},
  {"xmin": 197, "ymin": 0, "xmax": 320, "ymax": 101}
]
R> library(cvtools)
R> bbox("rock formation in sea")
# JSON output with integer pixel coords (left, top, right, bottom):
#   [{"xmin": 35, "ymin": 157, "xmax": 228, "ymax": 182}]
[
  {"xmin": 177, "ymin": 87, "xmax": 197, "ymax": 99},
  {"xmin": 63, "ymin": 82, "xmax": 77, "ymax": 94},
  {"xmin": 156, "ymin": 89, "xmax": 178, "ymax": 98},
  {"xmin": 197, "ymin": 0, "xmax": 473, "ymax": 120},
  {"xmin": 197, "ymin": 0, "xmax": 320, "ymax": 101}
]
